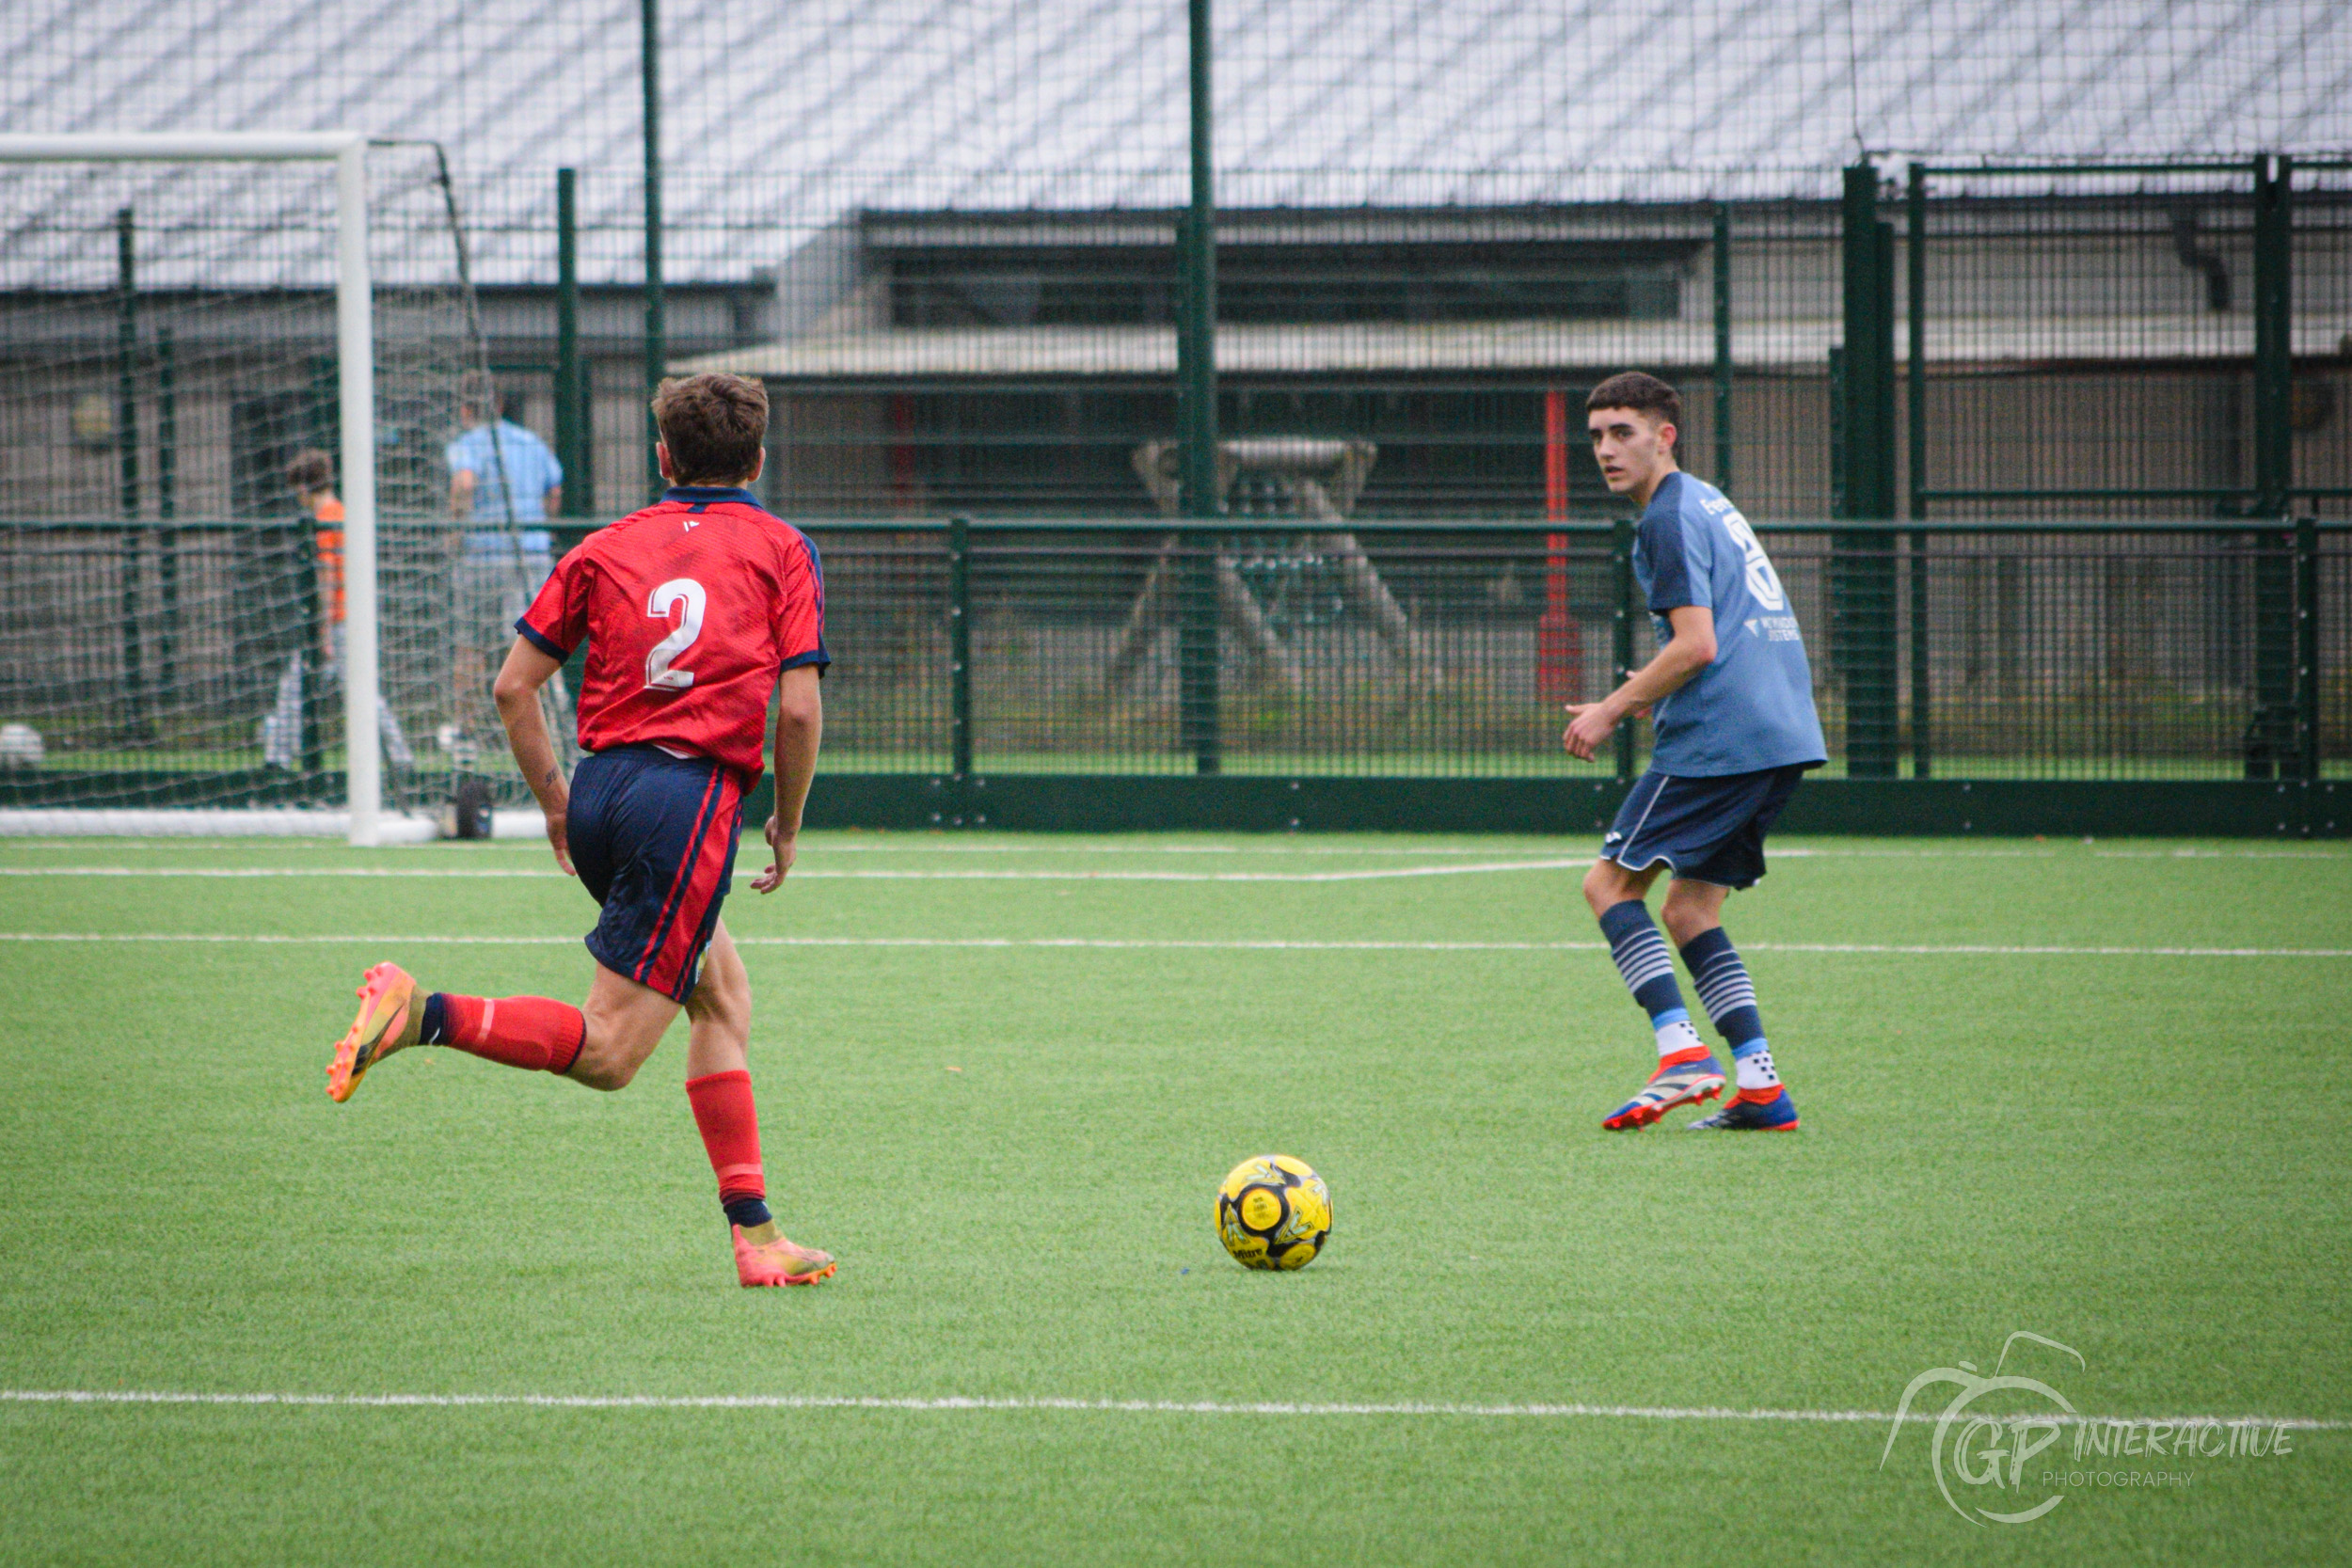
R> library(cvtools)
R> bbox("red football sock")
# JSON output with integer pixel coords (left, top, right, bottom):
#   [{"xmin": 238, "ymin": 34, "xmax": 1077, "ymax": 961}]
[
  {"xmin": 685, "ymin": 1069, "xmax": 767, "ymax": 1207},
  {"xmin": 428, "ymin": 993, "xmax": 585, "ymax": 1074}
]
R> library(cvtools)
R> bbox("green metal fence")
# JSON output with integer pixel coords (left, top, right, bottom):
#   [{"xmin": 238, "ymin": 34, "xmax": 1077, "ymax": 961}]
[
  {"xmin": 7, "ymin": 515, "xmax": 2338, "ymax": 808},
  {"xmin": 816, "ymin": 515, "xmax": 2347, "ymax": 835},
  {"xmin": 817, "ymin": 515, "xmax": 2344, "ymax": 777},
  {"xmin": 30, "ymin": 513, "xmax": 2327, "ymax": 832},
  {"xmin": 1893, "ymin": 157, "xmax": 2352, "ymax": 524}
]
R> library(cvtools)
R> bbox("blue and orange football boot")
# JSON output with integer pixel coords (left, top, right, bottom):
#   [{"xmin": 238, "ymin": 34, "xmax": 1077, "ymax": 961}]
[
  {"xmin": 1601, "ymin": 1047, "xmax": 1726, "ymax": 1131},
  {"xmin": 327, "ymin": 961, "xmax": 420, "ymax": 1103},
  {"xmin": 732, "ymin": 1226, "xmax": 837, "ymax": 1287},
  {"xmin": 1685, "ymin": 1085, "xmax": 1801, "ymax": 1131}
]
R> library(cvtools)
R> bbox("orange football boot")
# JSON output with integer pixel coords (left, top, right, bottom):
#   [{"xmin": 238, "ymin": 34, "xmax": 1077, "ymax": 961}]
[
  {"xmin": 327, "ymin": 961, "xmax": 421, "ymax": 1103},
  {"xmin": 732, "ymin": 1226, "xmax": 837, "ymax": 1287}
]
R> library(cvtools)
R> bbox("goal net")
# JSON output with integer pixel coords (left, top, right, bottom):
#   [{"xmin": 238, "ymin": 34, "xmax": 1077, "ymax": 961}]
[{"xmin": 0, "ymin": 135, "xmax": 532, "ymax": 842}]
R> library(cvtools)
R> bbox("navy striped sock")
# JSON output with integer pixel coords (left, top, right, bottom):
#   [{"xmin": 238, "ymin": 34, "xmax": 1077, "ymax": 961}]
[
  {"xmin": 1597, "ymin": 900, "xmax": 1703, "ymax": 1059},
  {"xmin": 1680, "ymin": 927, "xmax": 1763, "ymax": 1049}
]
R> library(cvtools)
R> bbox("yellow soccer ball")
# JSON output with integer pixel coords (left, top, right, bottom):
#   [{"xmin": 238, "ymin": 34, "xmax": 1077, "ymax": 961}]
[{"xmin": 1215, "ymin": 1154, "xmax": 1332, "ymax": 1271}]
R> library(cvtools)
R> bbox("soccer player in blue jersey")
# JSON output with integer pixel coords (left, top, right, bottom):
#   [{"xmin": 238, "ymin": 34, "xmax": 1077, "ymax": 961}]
[{"xmin": 1564, "ymin": 372, "xmax": 1825, "ymax": 1132}]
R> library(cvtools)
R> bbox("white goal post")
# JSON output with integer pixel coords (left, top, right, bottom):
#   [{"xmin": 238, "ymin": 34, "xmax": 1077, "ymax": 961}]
[{"xmin": 0, "ymin": 133, "xmax": 389, "ymax": 844}]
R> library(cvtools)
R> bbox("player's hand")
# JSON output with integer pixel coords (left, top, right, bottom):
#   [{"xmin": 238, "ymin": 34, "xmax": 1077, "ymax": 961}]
[
  {"xmin": 752, "ymin": 814, "xmax": 797, "ymax": 894},
  {"xmin": 543, "ymin": 799, "xmax": 574, "ymax": 877},
  {"xmin": 1562, "ymin": 700, "xmax": 1622, "ymax": 761}
]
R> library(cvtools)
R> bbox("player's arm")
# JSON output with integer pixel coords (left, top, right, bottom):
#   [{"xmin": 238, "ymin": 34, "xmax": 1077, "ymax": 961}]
[
  {"xmin": 544, "ymin": 483, "xmax": 562, "ymax": 515},
  {"xmin": 1563, "ymin": 604, "xmax": 1716, "ymax": 761},
  {"xmin": 752, "ymin": 665, "xmax": 822, "ymax": 895},
  {"xmin": 490, "ymin": 638, "xmax": 574, "ymax": 875},
  {"xmin": 450, "ymin": 468, "xmax": 475, "ymax": 521}
]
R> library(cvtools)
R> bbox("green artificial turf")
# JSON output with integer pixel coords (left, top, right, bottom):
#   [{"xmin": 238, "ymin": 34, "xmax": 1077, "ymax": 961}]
[{"xmin": 0, "ymin": 832, "xmax": 2345, "ymax": 1565}]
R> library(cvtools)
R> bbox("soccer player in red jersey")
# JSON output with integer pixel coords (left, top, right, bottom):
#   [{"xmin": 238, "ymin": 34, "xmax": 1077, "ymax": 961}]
[{"xmin": 326, "ymin": 373, "xmax": 836, "ymax": 1288}]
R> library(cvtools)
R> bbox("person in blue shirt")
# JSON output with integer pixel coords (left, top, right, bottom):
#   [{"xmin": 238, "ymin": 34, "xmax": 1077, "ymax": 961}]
[
  {"xmin": 1563, "ymin": 372, "xmax": 1825, "ymax": 1132},
  {"xmin": 448, "ymin": 385, "xmax": 564, "ymax": 529},
  {"xmin": 446, "ymin": 383, "xmax": 564, "ymax": 745}
]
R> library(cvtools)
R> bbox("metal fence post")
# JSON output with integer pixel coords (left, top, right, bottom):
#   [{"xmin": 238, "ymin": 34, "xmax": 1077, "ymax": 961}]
[
  {"xmin": 1827, "ymin": 344, "xmax": 1845, "ymax": 518},
  {"xmin": 2296, "ymin": 515, "xmax": 2320, "ymax": 784},
  {"xmin": 156, "ymin": 325, "xmax": 178, "ymax": 704},
  {"xmin": 2244, "ymin": 154, "xmax": 2299, "ymax": 781},
  {"xmin": 1613, "ymin": 515, "xmax": 1636, "ymax": 783},
  {"xmin": 555, "ymin": 166, "xmax": 591, "ymax": 517},
  {"xmin": 1906, "ymin": 164, "xmax": 1929, "ymax": 518},
  {"xmin": 1909, "ymin": 530, "xmax": 1931, "ymax": 778},
  {"xmin": 1712, "ymin": 202, "xmax": 1732, "ymax": 496},
  {"xmin": 155, "ymin": 325, "xmax": 176, "ymax": 522},
  {"xmin": 2253, "ymin": 154, "xmax": 2292, "ymax": 519},
  {"xmin": 1177, "ymin": 0, "xmax": 1221, "ymax": 775},
  {"xmin": 948, "ymin": 516, "xmax": 973, "ymax": 781},
  {"xmin": 115, "ymin": 205, "xmax": 144, "ymax": 739},
  {"xmin": 1178, "ymin": 530, "xmax": 1221, "ymax": 775},
  {"xmin": 1836, "ymin": 161, "xmax": 1900, "ymax": 779},
  {"xmin": 1906, "ymin": 165, "xmax": 1931, "ymax": 778},
  {"xmin": 641, "ymin": 0, "xmax": 665, "ymax": 501}
]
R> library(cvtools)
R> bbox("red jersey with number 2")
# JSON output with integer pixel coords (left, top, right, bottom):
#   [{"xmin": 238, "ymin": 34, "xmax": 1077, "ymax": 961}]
[{"xmin": 516, "ymin": 487, "xmax": 827, "ymax": 786}]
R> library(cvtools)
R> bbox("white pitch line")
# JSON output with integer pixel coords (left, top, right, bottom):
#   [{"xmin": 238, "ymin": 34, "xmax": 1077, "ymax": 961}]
[
  {"xmin": 0, "ymin": 933, "xmax": 2345, "ymax": 958},
  {"xmin": 0, "ymin": 1389, "xmax": 2340, "ymax": 1428},
  {"xmin": 0, "ymin": 862, "xmax": 1585, "ymax": 883},
  {"xmin": 2, "ymin": 844, "xmax": 2344, "ymax": 862},
  {"xmin": 0, "ymin": 867, "xmax": 556, "ymax": 878}
]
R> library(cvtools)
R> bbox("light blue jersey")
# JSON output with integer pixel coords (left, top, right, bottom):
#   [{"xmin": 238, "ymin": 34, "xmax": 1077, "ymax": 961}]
[
  {"xmin": 446, "ymin": 420, "xmax": 563, "ymax": 527},
  {"xmin": 1632, "ymin": 471, "xmax": 1826, "ymax": 777}
]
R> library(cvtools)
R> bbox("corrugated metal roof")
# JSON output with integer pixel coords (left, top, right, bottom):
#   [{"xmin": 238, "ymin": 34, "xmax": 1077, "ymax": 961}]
[
  {"xmin": 3, "ymin": 0, "xmax": 2346, "ymax": 285},
  {"xmin": 677, "ymin": 314, "xmax": 2352, "ymax": 381}
]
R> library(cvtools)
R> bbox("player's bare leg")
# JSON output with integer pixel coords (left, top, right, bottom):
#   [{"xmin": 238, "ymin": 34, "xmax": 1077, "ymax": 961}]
[
  {"xmin": 679, "ymin": 922, "xmax": 834, "ymax": 1286},
  {"xmin": 1655, "ymin": 875, "xmax": 1726, "ymax": 947},
  {"xmin": 571, "ymin": 960, "xmax": 689, "ymax": 1091}
]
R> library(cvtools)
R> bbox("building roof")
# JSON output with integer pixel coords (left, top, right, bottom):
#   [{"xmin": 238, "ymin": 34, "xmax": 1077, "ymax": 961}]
[
  {"xmin": 3, "ymin": 0, "xmax": 2346, "ymax": 287},
  {"xmin": 678, "ymin": 313, "xmax": 2352, "ymax": 383}
]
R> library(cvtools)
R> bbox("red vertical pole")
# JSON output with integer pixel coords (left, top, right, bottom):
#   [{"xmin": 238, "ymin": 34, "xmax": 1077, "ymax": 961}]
[
  {"xmin": 887, "ymin": 391, "xmax": 921, "ymax": 512},
  {"xmin": 1536, "ymin": 388, "xmax": 1579, "ymax": 698}
]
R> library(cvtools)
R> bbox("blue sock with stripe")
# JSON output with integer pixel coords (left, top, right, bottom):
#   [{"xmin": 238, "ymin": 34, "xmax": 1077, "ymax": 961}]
[
  {"xmin": 1680, "ymin": 927, "xmax": 1781, "ymax": 1090},
  {"xmin": 1598, "ymin": 900, "xmax": 1706, "ymax": 1059}
]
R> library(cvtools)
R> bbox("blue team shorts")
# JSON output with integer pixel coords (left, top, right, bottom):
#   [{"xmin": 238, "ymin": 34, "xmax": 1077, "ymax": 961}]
[
  {"xmin": 566, "ymin": 745, "xmax": 746, "ymax": 1002},
  {"xmin": 1599, "ymin": 764, "xmax": 1808, "ymax": 890}
]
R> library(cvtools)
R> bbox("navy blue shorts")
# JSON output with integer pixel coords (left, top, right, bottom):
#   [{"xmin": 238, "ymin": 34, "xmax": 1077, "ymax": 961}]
[
  {"xmin": 1600, "ymin": 764, "xmax": 1807, "ymax": 890},
  {"xmin": 566, "ymin": 745, "xmax": 746, "ymax": 1003}
]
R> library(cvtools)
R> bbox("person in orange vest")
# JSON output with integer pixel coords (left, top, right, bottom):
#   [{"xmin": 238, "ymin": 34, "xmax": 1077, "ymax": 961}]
[{"xmin": 265, "ymin": 450, "xmax": 413, "ymax": 769}]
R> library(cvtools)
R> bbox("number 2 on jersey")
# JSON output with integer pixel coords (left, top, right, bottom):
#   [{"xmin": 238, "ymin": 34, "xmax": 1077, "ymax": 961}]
[{"xmin": 644, "ymin": 578, "xmax": 707, "ymax": 690}]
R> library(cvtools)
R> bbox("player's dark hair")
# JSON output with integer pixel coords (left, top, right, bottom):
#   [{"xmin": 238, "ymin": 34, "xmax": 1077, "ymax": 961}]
[
  {"xmin": 653, "ymin": 372, "xmax": 769, "ymax": 485},
  {"xmin": 1586, "ymin": 372, "xmax": 1682, "ymax": 432},
  {"xmin": 284, "ymin": 448, "xmax": 335, "ymax": 495}
]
